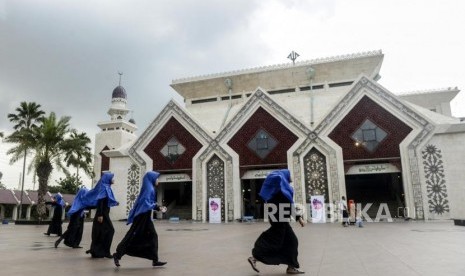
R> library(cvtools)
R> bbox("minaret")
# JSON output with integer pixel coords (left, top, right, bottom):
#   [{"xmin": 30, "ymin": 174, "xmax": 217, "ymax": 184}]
[{"xmin": 94, "ymin": 73, "xmax": 138, "ymax": 179}]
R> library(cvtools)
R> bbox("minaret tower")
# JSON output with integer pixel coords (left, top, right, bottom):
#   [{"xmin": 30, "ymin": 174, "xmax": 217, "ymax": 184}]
[{"xmin": 94, "ymin": 73, "xmax": 138, "ymax": 178}]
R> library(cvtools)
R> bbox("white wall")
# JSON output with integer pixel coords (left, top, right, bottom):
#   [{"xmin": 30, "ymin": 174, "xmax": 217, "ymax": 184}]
[
  {"xmin": 108, "ymin": 156, "xmax": 134, "ymax": 220},
  {"xmin": 425, "ymin": 132, "xmax": 465, "ymax": 220}
]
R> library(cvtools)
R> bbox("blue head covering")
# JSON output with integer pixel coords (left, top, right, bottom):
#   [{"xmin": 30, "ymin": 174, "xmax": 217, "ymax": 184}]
[
  {"xmin": 67, "ymin": 186, "xmax": 89, "ymax": 217},
  {"xmin": 126, "ymin": 171, "xmax": 160, "ymax": 225},
  {"xmin": 54, "ymin": 193, "xmax": 66, "ymax": 207},
  {"xmin": 81, "ymin": 172, "xmax": 118, "ymax": 208},
  {"xmin": 259, "ymin": 169, "xmax": 294, "ymax": 203}
]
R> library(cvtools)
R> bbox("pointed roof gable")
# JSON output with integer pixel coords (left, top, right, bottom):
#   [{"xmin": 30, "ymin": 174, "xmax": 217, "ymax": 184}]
[{"xmin": 129, "ymin": 99, "xmax": 213, "ymax": 167}]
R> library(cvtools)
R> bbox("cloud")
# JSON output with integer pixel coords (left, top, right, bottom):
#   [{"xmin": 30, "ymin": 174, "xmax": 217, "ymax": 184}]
[{"xmin": 1, "ymin": 0, "xmax": 464, "ymax": 189}]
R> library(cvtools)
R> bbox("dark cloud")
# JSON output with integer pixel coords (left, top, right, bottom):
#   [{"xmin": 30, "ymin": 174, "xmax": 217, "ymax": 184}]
[
  {"xmin": 1, "ymin": 0, "xmax": 464, "ymax": 188},
  {"xmin": 0, "ymin": 0, "xmax": 264, "ymax": 141}
]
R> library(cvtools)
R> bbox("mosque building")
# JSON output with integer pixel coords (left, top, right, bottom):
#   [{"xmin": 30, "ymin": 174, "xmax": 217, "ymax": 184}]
[{"xmin": 93, "ymin": 50, "xmax": 465, "ymax": 222}]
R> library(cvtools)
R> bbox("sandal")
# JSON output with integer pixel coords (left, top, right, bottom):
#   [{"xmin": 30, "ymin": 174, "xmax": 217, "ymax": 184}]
[
  {"xmin": 286, "ymin": 267, "xmax": 305, "ymax": 274},
  {"xmin": 152, "ymin": 261, "xmax": 167, "ymax": 267},
  {"xmin": 248, "ymin": 257, "xmax": 259, "ymax": 273}
]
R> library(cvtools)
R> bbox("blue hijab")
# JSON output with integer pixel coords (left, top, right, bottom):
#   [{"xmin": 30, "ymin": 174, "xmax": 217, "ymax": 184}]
[
  {"xmin": 259, "ymin": 169, "xmax": 294, "ymax": 203},
  {"xmin": 67, "ymin": 187, "xmax": 89, "ymax": 217},
  {"xmin": 81, "ymin": 172, "xmax": 118, "ymax": 208},
  {"xmin": 126, "ymin": 171, "xmax": 160, "ymax": 225},
  {"xmin": 54, "ymin": 194, "xmax": 66, "ymax": 207}
]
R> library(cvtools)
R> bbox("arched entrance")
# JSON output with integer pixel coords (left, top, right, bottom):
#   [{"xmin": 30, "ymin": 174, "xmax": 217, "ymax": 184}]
[
  {"xmin": 158, "ymin": 173, "xmax": 192, "ymax": 220},
  {"xmin": 240, "ymin": 169, "xmax": 276, "ymax": 219},
  {"xmin": 345, "ymin": 163, "xmax": 406, "ymax": 220}
]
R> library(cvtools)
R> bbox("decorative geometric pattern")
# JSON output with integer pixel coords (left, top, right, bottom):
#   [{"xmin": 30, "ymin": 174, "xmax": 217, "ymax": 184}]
[
  {"xmin": 247, "ymin": 128, "xmax": 278, "ymax": 159},
  {"xmin": 207, "ymin": 155, "xmax": 225, "ymax": 221},
  {"xmin": 351, "ymin": 119, "xmax": 387, "ymax": 152},
  {"xmin": 304, "ymin": 148, "xmax": 329, "ymax": 203},
  {"xmin": 422, "ymin": 145, "xmax": 449, "ymax": 215},
  {"xmin": 126, "ymin": 163, "xmax": 141, "ymax": 216},
  {"xmin": 320, "ymin": 78, "xmax": 435, "ymax": 219},
  {"xmin": 129, "ymin": 100, "xmax": 213, "ymax": 168},
  {"xmin": 160, "ymin": 136, "xmax": 186, "ymax": 164}
]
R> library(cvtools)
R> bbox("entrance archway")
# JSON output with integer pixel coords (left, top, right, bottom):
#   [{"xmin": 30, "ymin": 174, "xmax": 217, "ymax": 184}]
[
  {"xmin": 158, "ymin": 174, "xmax": 193, "ymax": 220},
  {"xmin": 345, "ymin": 170, "xmax": 405, "ymax": 220}
]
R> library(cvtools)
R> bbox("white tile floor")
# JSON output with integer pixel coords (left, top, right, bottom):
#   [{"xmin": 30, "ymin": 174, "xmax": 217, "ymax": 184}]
[{"xmin": 1, "ymin": 220, "xmax": 464, "ymax": 275}]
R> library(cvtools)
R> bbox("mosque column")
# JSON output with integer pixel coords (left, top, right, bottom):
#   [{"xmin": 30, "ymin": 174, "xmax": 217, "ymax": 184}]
[
  {"xmin": 157, "ymin": 186, "xmax": 163, "ymax": 219},
  {"xmin": 26, "ymin": 205, "xmax": 32, "ymax": 220},
  {"xmin": 12, "ymin": 205, "xmax": 18, "ymax": 220}
]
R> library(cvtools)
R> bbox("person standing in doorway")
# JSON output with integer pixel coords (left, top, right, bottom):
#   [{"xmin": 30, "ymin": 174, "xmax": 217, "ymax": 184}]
[
  {"xmin": 44, "ymin": 193, "xmax": 65, "ymax": 236},
  {"xmin": 84, "ymin": 172, "xmax": 118, "ymax": 258},
  {"xmin": 54, "ymin": 186, "xmax": 88, "ymax": 248},
  {"xmin": 339, "ymin": 196, "xmax": 349, "ymax": 227},
  {"xmin": 247, "ymin": 169, "xmax": 305, "ymax": 274},
  {"xmin": 113, "ymin": 171, "xmax": 167, "ymax": 267}
]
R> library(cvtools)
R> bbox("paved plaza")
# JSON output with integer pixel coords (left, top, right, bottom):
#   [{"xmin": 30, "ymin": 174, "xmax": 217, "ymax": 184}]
[{"xmin": 1, "ymin": 220, "xmax": 464, "ymax": 276}]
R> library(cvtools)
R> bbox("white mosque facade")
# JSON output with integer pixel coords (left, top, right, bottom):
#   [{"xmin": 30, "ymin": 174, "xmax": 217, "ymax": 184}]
[{"xmin": 93, "ymin": 50, "xmax": 465, "ymax": 223}]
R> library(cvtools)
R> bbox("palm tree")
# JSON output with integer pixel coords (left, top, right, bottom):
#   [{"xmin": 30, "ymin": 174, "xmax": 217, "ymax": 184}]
[
  {"xmin": 5, "ymin": 102, "xmax": 45, "ymax": 220},
  {"xmin": 63, "ymin": 130, "xmax": 94, "ymax": 179},
  {"xmin": 7, "ymin": 111, "xmax": 94, "ymax": 220},
  {"xmin": 28, "ymin": 112, "xmax": 74, "ymax": 220}
]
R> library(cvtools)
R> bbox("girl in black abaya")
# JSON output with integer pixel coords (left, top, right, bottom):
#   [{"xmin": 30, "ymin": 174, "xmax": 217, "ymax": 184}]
[
  {"xmin": 44, "ymin": 194, "xmax": 65, "ymax": 236},
  {"xmin": 54, "ymin": 187, "xmax": 88, "ymax": 248},
  {"xmin": 83, "ymin": 172, "xmax": 118, "ymax": 258},
  {"xmin": 112, "ymin": 171, "xmax": 167, "ymax": 267},
  {"xmin": 248, "ymin": 169, "xmax": 305, "ymax": 275}
]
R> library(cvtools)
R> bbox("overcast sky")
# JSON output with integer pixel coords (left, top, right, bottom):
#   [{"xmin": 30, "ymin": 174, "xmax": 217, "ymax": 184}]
[{"xmin": 1, "ymin": 0, "xmax": 464, "ymax": 189}]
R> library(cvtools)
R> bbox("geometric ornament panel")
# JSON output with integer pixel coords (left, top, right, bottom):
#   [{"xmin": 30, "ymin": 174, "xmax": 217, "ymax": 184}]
[
  {"xmin": 126, "ymin": 163, "xmax": 141, "ymax": 216},
  {"xmin": 304, "ymin": 148, "xmax": 329, "ymax": 203},
  {"xmin": 207, "ymin": 154, "xmax": 225, "ymax": 221},
  {"xmin": 351, "ymin": 119, "xmax": 387, "ymax": 153},
  {"xmin": 247, "ymin": 128, "xmax": 278, "ymax": 159},
  {"xmin": 160, "ymin": 136, "xmax": 186, "ymax": 164},
  {"xmin": 422, "ymin": 144, "xmax": 449, "ymax": 215}
]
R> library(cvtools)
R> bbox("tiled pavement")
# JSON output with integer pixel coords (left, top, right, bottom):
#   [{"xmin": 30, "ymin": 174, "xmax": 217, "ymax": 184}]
[{"xmin": 1, "ymin": 220, "xmax": 464, "ymax": 275}]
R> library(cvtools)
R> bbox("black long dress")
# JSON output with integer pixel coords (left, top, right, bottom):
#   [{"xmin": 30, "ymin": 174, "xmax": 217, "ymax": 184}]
[
  {"xmin": 46, "ymin": 202, "xmax": 63, "ymax": 236},
  {"xmin": 62, "ymin": 212, "xmax": 85, "ymax": 248},
  {"xmin": 87, "ymin": 198, "xmax": 114, "ymax": 258},
  {"xmin": 114, "ymin": 211, "xmax": 159, "ymax": 262},
  {"xmin": 252, "ymin": 192, "xmax": 300, "ymax": 269}
]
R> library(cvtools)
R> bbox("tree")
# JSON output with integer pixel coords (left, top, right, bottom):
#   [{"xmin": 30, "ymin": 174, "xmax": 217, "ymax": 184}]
[
  {"xmin": 7, "ymin": 111, "xmax": 92, "ymax": 220},
  {"xmin": 49, "ymin": 174, "xmax": 82, "ymax": 194},
  {"xmin": 0, "ymin": 172, "xmax": 5, "ymax": 189},
  {"xmin": 30, "ymin": 112, "xmax": 74, "ymax": 219},
  {"xmin": 62, "ymin": 130, "xmax": 94, "ymax": 179},
  {"xmin": 5, "ymin": 102, "xmax": 45, "ymax": 219}
]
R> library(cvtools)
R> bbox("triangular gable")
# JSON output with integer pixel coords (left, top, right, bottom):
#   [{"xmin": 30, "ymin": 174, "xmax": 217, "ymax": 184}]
[
  {"xmin": 314, "ymin": 75, "xmax": 435, "ymax": 219},
  {"xmin": 315, "ymin": 75, "xmax": 434, "ymax": 136},
  {"xmin": 128, "ymin": 99, "xmax": 213, "ymax": 168},
  {"xmin": 215, "ymin": 87, "xmax": 311, "ymax": 143}
]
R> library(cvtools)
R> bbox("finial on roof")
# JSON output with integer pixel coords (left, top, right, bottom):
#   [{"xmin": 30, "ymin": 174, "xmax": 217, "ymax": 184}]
[
  {"xmin": 118, "ymin": 71, "xmax": 123, "ymax": 86},
  {"xmin": 287, "ymin": 51, "xmax": 300, "ymax": 65}
]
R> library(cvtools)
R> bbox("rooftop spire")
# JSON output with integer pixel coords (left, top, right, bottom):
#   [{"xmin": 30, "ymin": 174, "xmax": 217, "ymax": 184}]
[
  {"xmin": 118, "ymin": 71, "xmax": 123, "ymax": 86},
  {"xmin": 287, "ymin": 51, "xmax": 300, "ymax": 65}
]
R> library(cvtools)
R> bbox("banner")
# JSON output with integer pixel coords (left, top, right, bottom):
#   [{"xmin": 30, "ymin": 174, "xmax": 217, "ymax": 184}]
[
  {"xmin": 208, "ymin": 198, "xmax": 221, "ymax": 223},
  {"xmin": 310, "ymin": 195, "xmax": 326, "ymax": 223}
]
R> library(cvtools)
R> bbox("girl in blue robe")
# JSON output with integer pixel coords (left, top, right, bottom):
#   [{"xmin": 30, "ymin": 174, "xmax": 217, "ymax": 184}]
[
  {"xmin": 44, "ymin": 194, "xmax": 65, "ymax": 236},
  {"xmin": 112, "ymin": 171, "xmax": 167, "ymax": 267},
  {"xmin": 84, "ymin": 172, "xmax": 118, "ymax": 258},
  {"xmin": 54, "ymin": 187, "xmax": 88, "ymax": 248},
  {"xmin": 248, "ymin": 169, "xmax": 305, "ymax": 274}
]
